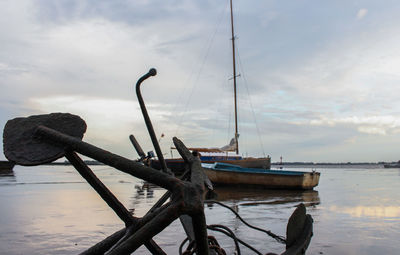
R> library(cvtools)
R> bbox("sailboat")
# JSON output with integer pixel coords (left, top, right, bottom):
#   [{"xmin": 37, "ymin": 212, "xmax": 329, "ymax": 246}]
[
  {"xmin": 149, "ymin": 0, "xmax": 271, "ymax": 174},
  {"xmin": 149, "ymin": 138, "xmax": 270, "ymax": 174},
  {"xmin": 136, "ymin": 1, "xmax": 319, "ymax": 189},
  {"xmin": 198, "ymin": 0, "xmax": 319, "ymax": 190}
]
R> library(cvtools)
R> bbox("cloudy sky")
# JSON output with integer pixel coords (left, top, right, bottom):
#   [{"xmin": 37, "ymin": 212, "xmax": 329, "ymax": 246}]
[{"xmin": 1, "ymin": 0, "xmax": 400, "ymax": 163}]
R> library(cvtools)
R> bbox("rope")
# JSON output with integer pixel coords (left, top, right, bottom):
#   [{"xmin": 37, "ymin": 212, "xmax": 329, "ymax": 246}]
[
  {"xmin": 208, "ymin": 235, "xmax": 227, "ymax": 255},
  {"xmin": 208, "ymin": 225, "xmax": 240, "ymax": 255},
  {"xmin": 206, "ymin": 200, "xmax": 286, "ymax": 244},
  {"xmin": 179, "ymin": 199, "xmax": 286, "ymax": 254},
  {"xmin": 236, "ymin": 47, "xmax": 267, "ymax": 157},
  {"xmin": 179, "ymin": 235, "xmax": 227, "ymax": 255},
  {"xmin": 207, "ymin": 225, "xmax": 263, "ymax": 255}
]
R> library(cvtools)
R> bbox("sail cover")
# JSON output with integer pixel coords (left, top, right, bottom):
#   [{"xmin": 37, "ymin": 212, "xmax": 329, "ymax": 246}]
[
  {"xmin": 220, "ymin": 137, "xmax": 237, "ymax": 152},
  {"xmin": 173, "ymin": 137, "xmax": 238, "ymax": 153}
]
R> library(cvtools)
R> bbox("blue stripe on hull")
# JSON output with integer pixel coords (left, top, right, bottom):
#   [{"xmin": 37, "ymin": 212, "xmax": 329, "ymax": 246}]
[
  {"xmin": 200, "ymin": 156, "xmax": 242, "ymax": 161},
  {"xmin": 202, "ymin": 162, "xmax": 306, "ymax": 176}
]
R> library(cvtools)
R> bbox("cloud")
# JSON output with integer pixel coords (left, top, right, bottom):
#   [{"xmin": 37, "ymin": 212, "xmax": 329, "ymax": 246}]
[
  {"xmin": 2, "ymin": 1, "xmax": 400, "ymax": 162},
  {"xmin": 357, "ymin": 8, "xmax": 368, "ymax": 20},
  {"xmin": 27, "ymin": 94, "xmax": 238, "ymax": 158},
  {"xmin": 26, "ymin": 95, "xmax": 182, "ymax": 157},
  {"xmin": 357, "ymin": 126, "xmax": 386, "ymax": 135},
  {"xmin": 310, "ymin": 115, "xmax": 400, "ymax": 135},
  {"xmin": 260, "ymin": 20, "xmax": 400, "ymax": 129}
]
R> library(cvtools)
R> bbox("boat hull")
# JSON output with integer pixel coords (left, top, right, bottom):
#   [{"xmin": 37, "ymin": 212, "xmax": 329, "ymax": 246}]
[
  {"xmin": 203, "ymin": 164, "xmax": 320, "ymax": 190},
  {"xmin": 150, "ymin": 157, "xmax": 271, "ymax": 174},
  {"xmin": 204, "ymin": 157, "xmax": 270, "ymax": 169}
]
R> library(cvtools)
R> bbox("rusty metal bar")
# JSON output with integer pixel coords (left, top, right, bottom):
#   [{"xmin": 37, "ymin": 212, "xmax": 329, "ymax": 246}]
[
  {"xmin": 34, "ymin": 125, "xmax": 179, "ymax": 191},
  {"xmin": 65, "ymin": 151, "xmax": 166, "ymax": 254},
  {"xmin": 147, "ymin": 167, "xmax": 192, "ymax": 214},
  {"xmin": 135, "ymin": 68, "xmax": 170, "ymax": 174},
  {"xmin": 190, "ymin": 212, "xmax": 209, "ymax": 254},
  {"xmin": 107, "ymin": 202, "xmax": 182, "ymax": 255},
  {"xmin": 81, "ymin": 162, "xmax": 192, "ymax": 254},
  {"xmin": 104, "ymin": 225, "xmax": 166, "ymax": 255},
  {"xmin": 129, "ymin": 134, "xmax": 146, "ymax": 159},
  {"xmin": 34, "ymin": 125, "xmax": 210, "ymax": 254},
  {"xmin": 79, "ymin": 228, "xmax": 126, "ymax": 255},
  {"xmin": 80, "ymin": 227, "xmax": 166, "ymax": 255},
  {"xmin": 173, "ymin": 137, "xmax": 210, "ymax": 255},
  {"xmin": 104, "ymin": 137, "xmax": 210, "ymax": 255}
]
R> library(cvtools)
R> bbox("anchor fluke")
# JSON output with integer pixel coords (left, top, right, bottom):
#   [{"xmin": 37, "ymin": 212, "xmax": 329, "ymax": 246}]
[{"xmin": 3, "ymin": 113, "xmax": 86, "ymax": 166}]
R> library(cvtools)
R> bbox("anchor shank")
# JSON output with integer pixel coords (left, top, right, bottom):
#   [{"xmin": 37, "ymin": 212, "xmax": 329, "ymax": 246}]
[{"xmin": 34, "ymin": 125, "xmax": 180, "ymax": 191}]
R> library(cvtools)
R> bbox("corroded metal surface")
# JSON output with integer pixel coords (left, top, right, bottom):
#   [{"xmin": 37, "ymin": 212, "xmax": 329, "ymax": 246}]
[
  {"xmin": 286, "ymin": 204, "xmax": 307, "ymax": 248},
  {"xmin": 283, "ymin": 204, "xmax": 313, "ymax": 255},
  {"xmin": 3, "ymin": 113, "xmax": 86, "ymax": 166},
  {"xmin": 135, "ymin": 68, "xmax": 170, "ymax": 174},
  {"xmin": 3, "ymin": 115, "xmax": 210, "ymax": 254}
]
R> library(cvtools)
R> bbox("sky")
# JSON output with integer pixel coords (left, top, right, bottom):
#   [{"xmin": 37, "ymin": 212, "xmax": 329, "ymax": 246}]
[{"xmin": 1, "ymin": 0, "xmax": 400, "ymax": 163}]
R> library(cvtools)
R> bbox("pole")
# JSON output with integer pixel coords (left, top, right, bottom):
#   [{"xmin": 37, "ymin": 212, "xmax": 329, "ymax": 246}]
[{"xmin": 230, "ymin": 0, "xmax": 239, "ymax": 154}]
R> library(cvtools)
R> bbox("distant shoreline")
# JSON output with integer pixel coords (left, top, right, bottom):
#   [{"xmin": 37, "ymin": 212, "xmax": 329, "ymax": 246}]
[
  {"xmin": 271, "ymin": 162, "xmax": 385, "ymax": 166},
  {"xmin": 43, "ymin": 160, "xmax": 391, "ymax": 167}
]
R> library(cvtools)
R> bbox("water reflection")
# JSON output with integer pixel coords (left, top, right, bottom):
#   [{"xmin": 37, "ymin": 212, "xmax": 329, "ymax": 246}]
[
  {"xmin": 1, "ymin": 165, "xmax": 398, "ymax": 255},
  {"xmin": 129, "ymin": 181, "xmax": 166, "ymax": 217},
  {"xmin": 134, "ymin": 182, "xmax": 155, "ymax": 199},
  {"xmin": 0, "ymin": 168, "xmax": 16, "ymax": 183},
  {"xmin": 211, "ymin": 187, "xmax": 320, "ymax": 207},
  {"xmin": 329, "ymin": 205, "xmax": 400, "ymax": 218}
]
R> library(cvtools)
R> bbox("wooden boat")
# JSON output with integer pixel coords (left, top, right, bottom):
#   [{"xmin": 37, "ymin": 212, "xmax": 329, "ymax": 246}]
[
  {"xmin": 202, "ymin": 162, "xmax": 320, "ymax": 190},
  {"xmin": 150, "ymin": 148, "xmax": 270, "ymax": 174},
  {"xmin": 151, "ymin": 0, "xmax": 272, "ymax": 173}
]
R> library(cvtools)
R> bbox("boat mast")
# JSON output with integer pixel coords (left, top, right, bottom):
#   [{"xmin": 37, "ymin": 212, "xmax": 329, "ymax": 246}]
[{"xmin": 230, "ymin": 0, "xmax": 239, "ymax": 155}]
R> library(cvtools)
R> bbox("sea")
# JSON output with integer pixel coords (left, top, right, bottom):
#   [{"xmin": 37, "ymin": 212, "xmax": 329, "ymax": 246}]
[{"xmin": 0, "ymin": 164, "xmax": 399, "ymax": 254}]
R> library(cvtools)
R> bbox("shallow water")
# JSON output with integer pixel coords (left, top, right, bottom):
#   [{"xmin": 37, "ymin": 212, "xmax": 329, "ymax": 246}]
[{"xmin": 0, "ymin": 164, "xmax": 399, "ymax": 254}]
